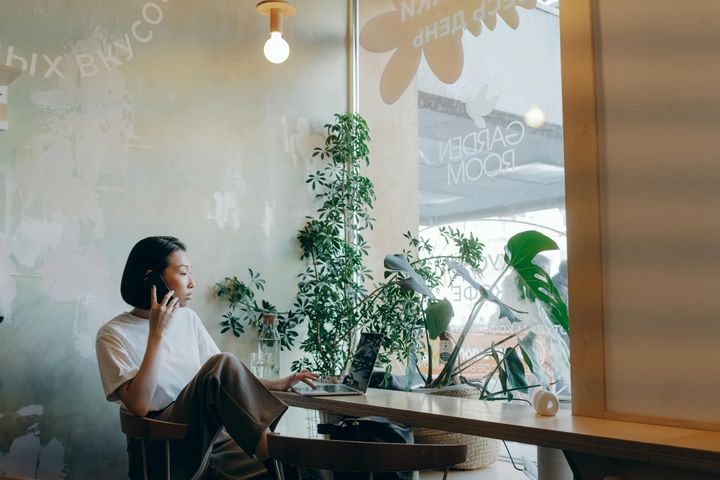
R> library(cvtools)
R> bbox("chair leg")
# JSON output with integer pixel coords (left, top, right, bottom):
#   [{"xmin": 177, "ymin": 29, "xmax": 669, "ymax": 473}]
[
  {"xmin": 142, "ymin": 440, "xmax": 148, "ymax": 480},
  {"xmin": 441, "ymin": 467, "xmax": 450, "ymax": 480},
  {"xmin": 165, "ymin": 440, "xmax": 171, "ymax": 480},
  {"xmin": 273, "ymin": 460, "xmax": 285, "ymax": 480}
]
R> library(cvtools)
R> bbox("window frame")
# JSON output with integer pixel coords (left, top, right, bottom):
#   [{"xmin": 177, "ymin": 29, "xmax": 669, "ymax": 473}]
[{"xmin": 350, "ymin": 0, "xmax": 606, "ymax": 418}]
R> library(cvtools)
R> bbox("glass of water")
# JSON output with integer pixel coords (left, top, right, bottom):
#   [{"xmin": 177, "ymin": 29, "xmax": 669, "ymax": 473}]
[{"xmin": 250, "ymin": 352, "xmax": 273, "ymax": 378}]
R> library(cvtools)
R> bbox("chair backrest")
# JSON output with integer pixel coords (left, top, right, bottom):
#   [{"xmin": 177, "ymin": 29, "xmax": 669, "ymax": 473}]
[
  {"xmin": 267, "ymin": 433, "xmax": 467, "ymax": 473},
  {"xmin": 119, "ymin": 408, "xmax": 213, "ymax": 480},
  {"xmin": 119, "ymin": 407, "xmax": 188, "ymax": 441}
]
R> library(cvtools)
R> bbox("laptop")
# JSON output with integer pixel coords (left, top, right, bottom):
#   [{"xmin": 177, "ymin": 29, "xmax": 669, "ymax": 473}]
[{"xmin": 292, "ymin": 332, "xmax": 383, "ymax": 396}]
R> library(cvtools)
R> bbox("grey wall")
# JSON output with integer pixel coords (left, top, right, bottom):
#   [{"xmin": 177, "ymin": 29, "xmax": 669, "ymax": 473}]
[
  {"xmin": 594, "ymin": 0, "xmax": 720, "ymax": 425},
  {"xmin": 0, "ymin": 0, "xmax": 348, "ymax": 477}
]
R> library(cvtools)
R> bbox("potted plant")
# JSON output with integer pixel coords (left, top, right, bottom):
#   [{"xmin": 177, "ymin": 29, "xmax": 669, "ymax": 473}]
[
  {"xmin": 352, "ymin": 226, "xmax": 568, "ymax": 395},
  {"xmin": 410, "ymin": 229, "xmax": 569, "ymax": 394},
  {"xmin": 214, "ymin": 112, "xmax": 374, "ymax": 378},
  {"xmin": 357, "ymin": 227, "xmax": 484, "ymax": 386},
  {"xmin": 287, "ymin": 112, "xmax": 375, "ymax": 378}
]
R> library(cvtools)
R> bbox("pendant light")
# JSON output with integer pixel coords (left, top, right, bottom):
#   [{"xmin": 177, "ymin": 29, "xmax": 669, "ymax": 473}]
[{"xmin": 256, "ymin": 1, "xmax": 296, "ymax": 64}]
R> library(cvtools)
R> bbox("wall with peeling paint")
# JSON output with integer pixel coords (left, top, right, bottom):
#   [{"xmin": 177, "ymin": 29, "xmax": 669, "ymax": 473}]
[{"xmin": 0, "ymin": 1, "xmax": 347, "ymax": 477}]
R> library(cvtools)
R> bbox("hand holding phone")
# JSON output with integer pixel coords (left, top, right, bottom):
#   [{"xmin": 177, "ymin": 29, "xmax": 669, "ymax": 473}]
[
  {"xmin": 144, "ymin": 271, "xmax": 178, "ymax": 337},
  {"xmin": 143, "ymin": 271, "xmax": 173, "ymax": 304}
]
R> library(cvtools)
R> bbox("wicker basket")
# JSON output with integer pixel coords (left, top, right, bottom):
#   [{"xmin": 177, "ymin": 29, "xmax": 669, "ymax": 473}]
[{"xmin": 412, "ymin": 386, "xmax": 500, "ymax": 470}]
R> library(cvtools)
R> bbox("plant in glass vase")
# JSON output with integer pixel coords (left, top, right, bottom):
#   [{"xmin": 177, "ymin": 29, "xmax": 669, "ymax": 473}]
[{"xmin": 215, "ymin": 269, "xmax": 300, "ymax": 351}]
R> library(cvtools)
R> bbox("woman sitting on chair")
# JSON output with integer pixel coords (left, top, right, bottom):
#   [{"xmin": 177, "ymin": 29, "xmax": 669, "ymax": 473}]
[{"xmin": 96, "ymin": 236, "xmax": 317, "ymax": 479}]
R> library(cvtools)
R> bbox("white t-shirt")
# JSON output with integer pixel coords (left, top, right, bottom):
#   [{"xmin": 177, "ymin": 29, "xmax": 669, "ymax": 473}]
[{"xmin": 95, "ymin": 308, "xmax": 221, "ymax": 412}]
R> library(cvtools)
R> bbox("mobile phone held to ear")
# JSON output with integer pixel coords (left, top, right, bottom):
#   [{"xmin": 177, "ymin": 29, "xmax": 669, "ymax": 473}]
[{"xmin": 143, "ymin": 271, "xmax": 173, "ymax": 303}]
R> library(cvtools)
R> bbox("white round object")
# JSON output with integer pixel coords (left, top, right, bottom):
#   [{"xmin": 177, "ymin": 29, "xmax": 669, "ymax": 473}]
[
  {"xmin": 524, "ymin": 104, "xmax": 546, "ymax": 128},
  {"xmin": 532, "ymin": 388, "xmax": 559, "ymax": 416},
  {"xmin": 264, "ymin": 32, "xmax": 290, "ymax": 64}
]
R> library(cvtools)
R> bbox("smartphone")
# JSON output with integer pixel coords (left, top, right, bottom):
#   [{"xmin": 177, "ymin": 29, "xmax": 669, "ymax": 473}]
[{"xmin": 143, "ymin": 271, "xmax": 173, "ymax": 304}]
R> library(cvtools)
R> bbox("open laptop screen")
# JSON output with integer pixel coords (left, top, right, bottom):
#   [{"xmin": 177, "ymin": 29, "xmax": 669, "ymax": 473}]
[{"xmin": 341, "ymin": 332, "xmax": 383, "ymax": 393}]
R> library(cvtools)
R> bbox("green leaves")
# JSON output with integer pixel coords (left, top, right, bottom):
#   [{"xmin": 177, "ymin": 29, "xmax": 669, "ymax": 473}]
[
  {"xmin": 504, "ymin": 231, "xmax": 558, "ymax": 267},
  {"xmin": 384, "ymin": 254, "xmax": 435, "ymax": 298},
  {"xmin": 442, "ymin": 226, "xmax": 485, "ymax": 269},
  {"xmin": 216, "ymin": 270, "xmax": 300, "ymax": 350},
  {"xmin": 503, "ymin": 231, "xmax": 569, "ymax": 334},
  {"xmin": 518, "ymin": 331, "xmax": 546, "ymax": 386},
  {"xmin": 504, "ymin": 348, "xmax": 529, "ymax": 393},
  {"xmin": 425, "ymin": 298, "xmax": 454, "ymax": 340},
  {"xmin": 290, "ymin": 112, "xmax": 376, "ymax": 376}
]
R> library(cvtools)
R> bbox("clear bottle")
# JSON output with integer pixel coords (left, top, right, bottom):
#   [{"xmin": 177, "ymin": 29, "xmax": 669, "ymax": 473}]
[
  {"xmin": 258, "ymin": 313, "xmax": 281, "ymax": 379},
  {"xmin": 438, "ymin": 331, "xmax": 454, "ymax": 366}
]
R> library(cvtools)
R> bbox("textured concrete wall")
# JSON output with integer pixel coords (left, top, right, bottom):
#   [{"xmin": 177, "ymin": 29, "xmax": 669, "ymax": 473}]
[{"xmin": 0, "ymin": 1, "xmax": 347, "ymax": 477}]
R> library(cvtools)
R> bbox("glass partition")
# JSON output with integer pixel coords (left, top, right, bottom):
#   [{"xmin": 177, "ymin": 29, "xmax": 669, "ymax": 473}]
[
  {"xmin": 359, "ymin": 0, "xmax": 568, "ymax": 392},
  {"xmin": 359, "ymin": 1, "xmax": 567, "ymax": 472}
]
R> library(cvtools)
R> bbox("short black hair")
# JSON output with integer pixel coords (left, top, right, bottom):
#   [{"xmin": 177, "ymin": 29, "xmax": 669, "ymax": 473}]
[{"xmin": 120, "ymin": 236, "xmax": 186, "ymax": 309}]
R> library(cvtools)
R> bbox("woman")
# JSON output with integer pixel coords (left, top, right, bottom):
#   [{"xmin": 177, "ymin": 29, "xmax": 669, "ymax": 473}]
[{"xmin": 96, "ymin": 236, "xmax": 317, "ymax": 479}]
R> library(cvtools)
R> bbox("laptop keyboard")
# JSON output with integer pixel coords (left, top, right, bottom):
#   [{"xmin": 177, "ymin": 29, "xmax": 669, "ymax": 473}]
[
  {"xmin": 318, "ymin": 384, "xmax": 356, "ymax": 393},
  {"xmin": 295, "ymin": 383, "xmax": 357, "ymax": 393}
]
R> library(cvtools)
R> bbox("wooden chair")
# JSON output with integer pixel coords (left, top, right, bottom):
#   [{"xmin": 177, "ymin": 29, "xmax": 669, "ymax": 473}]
[
  {"xmin": 119, "ymin": 407, "xmax": 212, "ymax": 480},
  {"xmin": 267, "ymin": 433, "xmax": 467, "ymax": 480}
]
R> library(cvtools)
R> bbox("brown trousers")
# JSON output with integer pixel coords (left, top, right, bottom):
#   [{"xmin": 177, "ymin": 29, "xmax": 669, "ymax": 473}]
[{"xmin": 127, "ymin": 353, "xmax": 288, "ymax": 479}]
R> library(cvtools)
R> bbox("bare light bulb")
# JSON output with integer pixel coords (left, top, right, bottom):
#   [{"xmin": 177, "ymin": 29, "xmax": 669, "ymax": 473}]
[
  {"xmin": 524, "ymin": 104, "xmax": 546, "ymax": 129},
  {"xmin": 264, "ymin": 31, "xmax": 290, "ymax": 64}
]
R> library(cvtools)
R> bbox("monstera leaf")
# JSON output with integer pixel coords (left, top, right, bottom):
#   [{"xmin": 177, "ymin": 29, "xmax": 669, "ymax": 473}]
[
  {"xmin": 384, "ymin": 254, "xmax": 435, "ymax": 298},
  {"xmin": 446, "ymin": 261, "xmax": 523, "ymax": 323},
  {"xmin": 425, "ymin": 298, "xmax": 454, "ymax": 340},
  {"xmin": 504, "ymin": 230, "xmax": 558, "ymax": 266},
  {"xmin": 503, "ymin": 231, "xmax": 569, "ymax": 334}
]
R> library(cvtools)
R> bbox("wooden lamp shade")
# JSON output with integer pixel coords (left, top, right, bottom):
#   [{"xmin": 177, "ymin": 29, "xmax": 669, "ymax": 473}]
[{"xmin": 256, "ymin": 1, "xmax": 295, "ymax": 33}]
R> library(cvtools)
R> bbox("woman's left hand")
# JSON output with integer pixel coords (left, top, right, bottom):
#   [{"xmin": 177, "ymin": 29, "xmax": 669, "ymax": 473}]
[{"xmin": 277, "ymin": 370, "xmax": 319, "ymax": 391}]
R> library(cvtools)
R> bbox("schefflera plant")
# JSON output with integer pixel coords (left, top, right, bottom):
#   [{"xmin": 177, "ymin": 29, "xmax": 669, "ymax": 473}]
[{"xmin": 288, "ymin": 112, "xmax": 375, "ymax": 377}]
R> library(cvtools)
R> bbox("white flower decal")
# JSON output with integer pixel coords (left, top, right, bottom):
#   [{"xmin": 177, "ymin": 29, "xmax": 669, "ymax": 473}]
[
  {"xmin": 466, "ymin": 84, "xmax": 500, "ymax": 129},
  {"xmin": 361, "ymin": 0, "xmax": 537, "ymax": 104}
]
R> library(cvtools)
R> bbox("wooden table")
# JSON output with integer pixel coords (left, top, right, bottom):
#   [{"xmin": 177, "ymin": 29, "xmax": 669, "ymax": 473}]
[{"xmin": 275, "ymin": 389, "xmax": 720, "ymax": 480}]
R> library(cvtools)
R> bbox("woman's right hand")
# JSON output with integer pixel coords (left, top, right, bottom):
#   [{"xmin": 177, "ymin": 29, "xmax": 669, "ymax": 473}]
[{"xmin": 148, "ymin": 285, "xmax": 179, "ymax": 338}]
